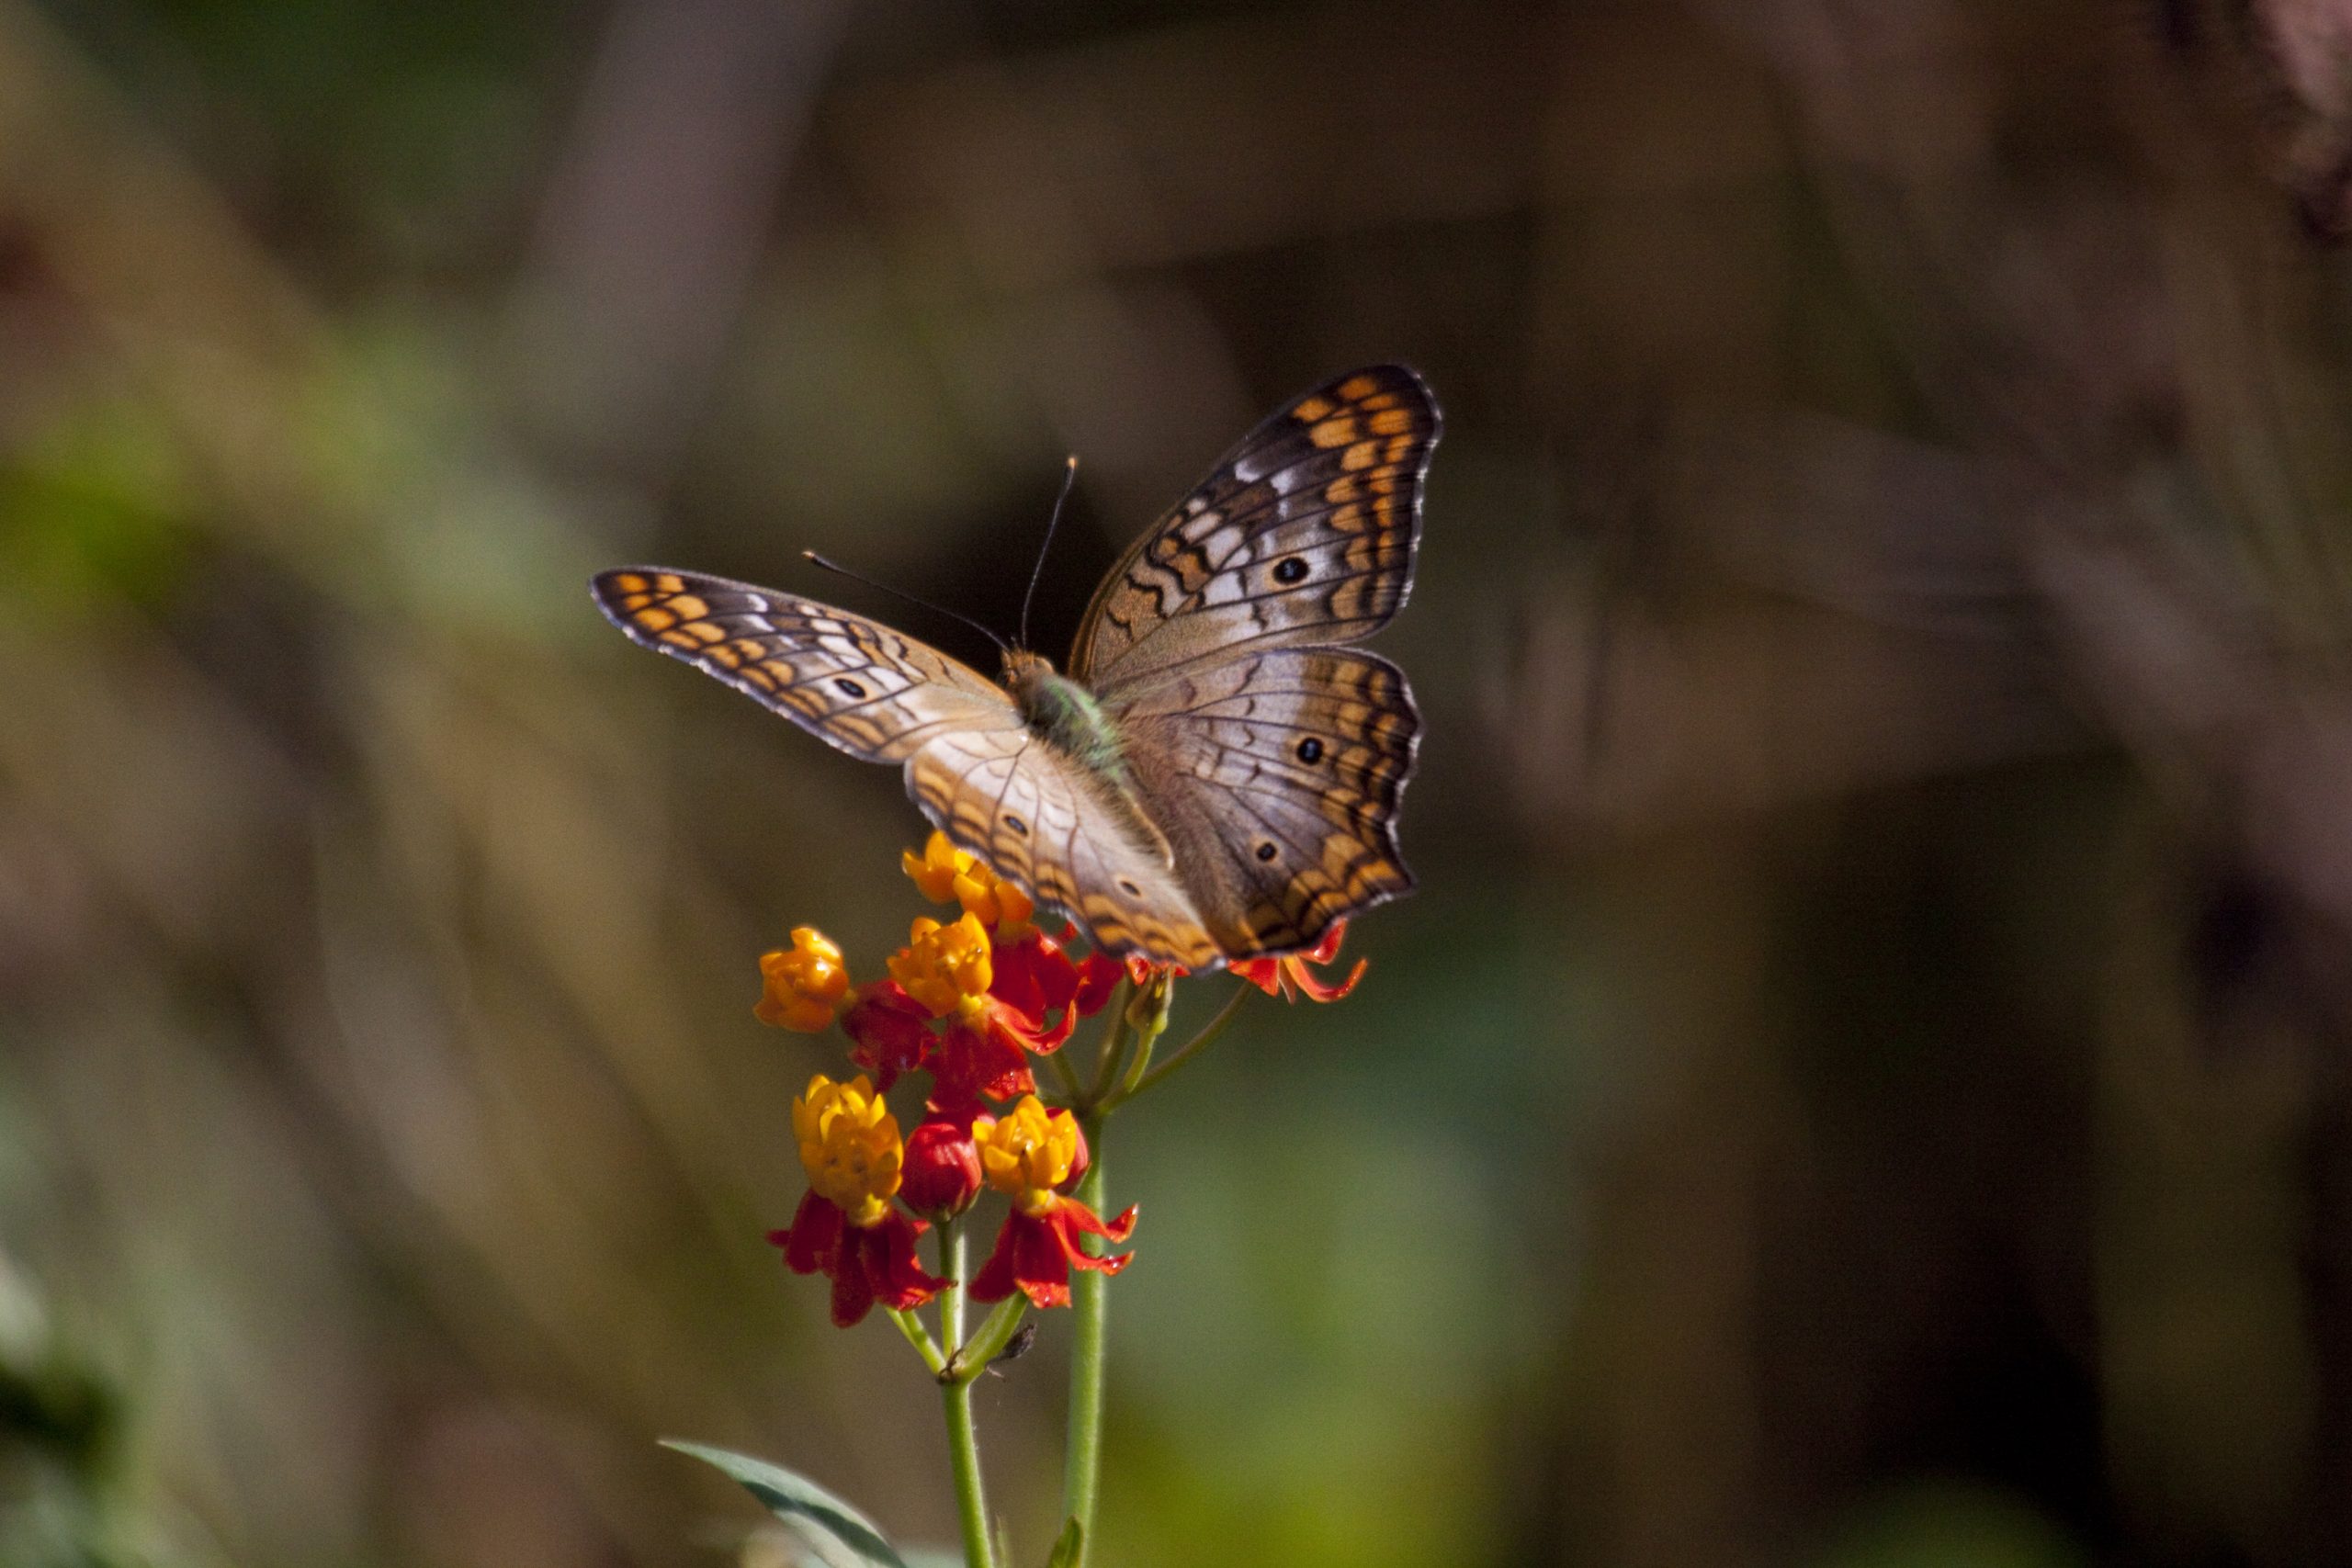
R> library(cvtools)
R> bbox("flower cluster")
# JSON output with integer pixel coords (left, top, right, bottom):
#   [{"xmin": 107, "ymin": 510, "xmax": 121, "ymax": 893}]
[
  {"xmin": 762, "ymin": 833, "xmax": 1134, "ymax": 1320},
  {"xmin": 758, "ymin": 833, "xmax": 1369, "ymax": 1325}
]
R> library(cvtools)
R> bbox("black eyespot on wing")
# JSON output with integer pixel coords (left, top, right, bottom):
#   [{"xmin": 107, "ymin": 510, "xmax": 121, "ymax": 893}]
[
  {"xmin": 1255, "ymin": 842, "xmax": 1278, "ymax": 862},
  {"xmin": 1272, "ymin": 556, "xmax": 1308, "ymax": 584},
  {"xmin": 1296, "ymin": 737, "xmax": 1324, "ymax": 764},
  {"xmin": 1117, "ymin": 878, "xmax": 1141, "ymax": 896},
  {"xmin": 834, "ymin": 677, "xmax": 867, "ymax": 698},
  {"xmin": 1004, "ymin": 814, "xmax": 1029, "ymax": 836}
]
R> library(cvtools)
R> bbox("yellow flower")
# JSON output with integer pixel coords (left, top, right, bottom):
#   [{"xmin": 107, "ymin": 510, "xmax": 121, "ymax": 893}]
[
  {"xmin": 973, "ymin": 1095, "xmax": 1081, "ymax": 1216},
  {"xmin": 755, "ymin": 927, "xmax": 851, "ymax": 1032},
  {"xmin": 902, "ymin": 831, "xmax": 968, "ymax": 903},
  {"xmin": 888, "ymin": 911, "xmax": 995, "ymax": 1019},
  {"xmin": 791, "ymin": 1074, "xmax": 902, "ymax": 1228},
  {"xmin": 902, "ymin": 830, "xmax": 1035, "ymax": 931}
]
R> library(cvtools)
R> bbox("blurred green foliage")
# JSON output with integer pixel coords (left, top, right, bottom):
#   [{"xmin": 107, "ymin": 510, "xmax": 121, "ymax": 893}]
[{"xmin": 6, "ymin": 1, "xmax": 2352, "ymax": 1565}]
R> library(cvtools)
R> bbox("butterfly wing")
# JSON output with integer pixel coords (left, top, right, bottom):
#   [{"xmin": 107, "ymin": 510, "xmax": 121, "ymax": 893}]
[
  {"xmin": 594, "ymin": 568, "xmax": 1222, "ymax": 967},
  {"xmin": 907, "ymin": 733, "xmax": 1222, "ymax": 969},
  {"xmin": 1070, "ymin": 365, "xmax": 1435, "ymax": 958},
  {"xmin": 1069, "ymin": 365, "xmax": 1438, "ymax": 689},
  {"xmin": 1113, "ymin": 648, "xmax": 1419, "ymax": 958},
  {"xmin": 593, "ymin": 569, "xmax": 1023, "ymax": 760}
]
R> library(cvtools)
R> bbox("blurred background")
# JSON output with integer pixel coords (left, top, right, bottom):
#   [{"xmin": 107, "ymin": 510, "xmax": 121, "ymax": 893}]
[{"xmin": 6, "ymin": 0, "xmax": 2352, "ymax": 1563}]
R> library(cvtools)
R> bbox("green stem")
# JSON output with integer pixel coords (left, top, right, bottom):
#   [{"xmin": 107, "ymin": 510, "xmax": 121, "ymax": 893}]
[
  {"xmin": 938, "ymin": 1220, "xmax": 995, "ymax": 1568},
  {"xmin": 943, "ymin": 1292, "xmax": 1031, "ymax": 1384},
  {"xmin": 1061, "ymin": 1111, "xmax": 1111, "ymax": 1562},
  {"xmin": 888, "ymin": 1306, "xmax": 945, "ymax": 1376},
  {"xmin": 1082, "ymin": 980, "xmax": 1134, "ymax": 1109},
  {"xmin": 1114, "ymin": 982, "xmax": 1251, "ymax": 1105},
  {"xmin": 1044, "ymin": 1046, "xmax": 1084, "ymax": 1101}
]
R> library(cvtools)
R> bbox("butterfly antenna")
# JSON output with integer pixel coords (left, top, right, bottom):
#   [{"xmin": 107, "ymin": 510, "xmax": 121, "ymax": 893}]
[
  {"xmin": 801, "ymin": 551, "xmax": 1011, "ymax": 654},
  {"xmin": 1018, "ymin": 455, "xmax": 1080, "ymax": 651}
]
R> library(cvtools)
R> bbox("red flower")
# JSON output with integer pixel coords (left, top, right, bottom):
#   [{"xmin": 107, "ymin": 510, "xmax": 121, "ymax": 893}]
[
  {"xmin": 769, "ymin": 1192, "xmax": 946, "ymax": 1327},
  {"xmin": 1231, "ymin": 920, "xmax": 1365, "ymax": 1003},
  {"xmin": 981, "ymin": 924, "xmax": 1122, "ymax": 1052},
  {"xmin": 965, "ymin": 1097, "xmax": 1132, "ymax": 1309},
  {"xmin": 991, "ymin": 926, "xmax": 1072, "ymax": 1021},
  {"xmin": 900, "ymin": 1115, "xmax": 982, "ymax": 1219},
  {"xmin": 970, "ymin": 1200, "xmax": 1136, "ymax": 1310},
  {"xmin": 927, "ymin": 1019, "xmax": 1035, "ymax": 1114},
  {"xmin": 994, "ymin": 925, "xmax": 1123, "ymax": 1022},
  {"xmin": 842, "ymin": 981, "xmax": 934, "ymax": 1092}
]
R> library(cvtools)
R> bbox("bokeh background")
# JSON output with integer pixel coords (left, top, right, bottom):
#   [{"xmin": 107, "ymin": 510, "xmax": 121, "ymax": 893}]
[{"xmin": 7, "ymin": 0, "xmax": 2352, "ymax": 1564}]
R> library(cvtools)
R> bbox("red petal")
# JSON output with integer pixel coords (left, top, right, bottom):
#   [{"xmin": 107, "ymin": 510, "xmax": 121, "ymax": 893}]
[
  {"xmin": 829, "ymin": 1253, "xmax": 877, "ymax": 1326},
  {"xmin": 986, "ymin": 995, "xmax": 1074, "ymax": 1055},
  {"xmin": 775, "ymin": 1190, "xmax": 844, "ymax": 1276},
  {"xmin": 1044, "ymin": 1199, "xmax": 1136, "ymax": 1277},
  {"xmin": 1230, "ymin": 957, "xmax": 1283, "ymax": 998},
  {"xmin": 1070, "ymin": 950, "xmax": 1124, "ymax": 1017},
  {"xmin": 930, "ymin": 1019, "xmax": 1036, "ymax": 1109},
  {"xmin": 969, "ymin": 1210, "xmax": 1024, "ymax": 1304},
  {"xmin": 1291, "ymin": 955, "xmax": 1366, "ymax": 1003},
  {"xmin": 1301, "ymin": 920, "xmax": 1349, "ymax": 965},
  {"xmin": 842, "ymin": 982, "xmax": 935, "ymax": 1092},
  {"xmin": 864, "ymin": 1212, "xmax": 947, "ymax": 1311},
  {"xmin": 1012, "ymin": 1213, "xmax": 1074, "ymax": 1306},
  {"xmin": 992, "ymin": 925, "xmax": 1080, "ymax": 1019}
]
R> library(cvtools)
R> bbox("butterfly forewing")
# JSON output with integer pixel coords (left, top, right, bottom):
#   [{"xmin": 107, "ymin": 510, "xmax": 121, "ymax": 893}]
[
  {"xmin": 1069, "ymin": 365, "xmax": 1438, "ymax": 689},
  {"xmin": 592, "ymin": 570, "xmax": 1023, "ymax": 761}
]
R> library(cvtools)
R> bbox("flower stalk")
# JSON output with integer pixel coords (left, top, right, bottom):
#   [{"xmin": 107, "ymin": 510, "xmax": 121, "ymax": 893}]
[
  {"xmin": 1060, "ymin": 1109, "xmax": 1111, "ymax": 1562},
  {"xmin": 1112, "ymin": 980, "xmax": 1251, "ymax": 1106},
  {"xmin": 936, "ymin": 1218, "xmax": 996, "ymax": 1568}
]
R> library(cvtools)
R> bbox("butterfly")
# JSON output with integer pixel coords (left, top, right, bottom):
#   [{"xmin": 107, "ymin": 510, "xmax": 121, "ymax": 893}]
[{"xmin": 592, "ymin": 365, "xmax": 1436, "ymax": 971}]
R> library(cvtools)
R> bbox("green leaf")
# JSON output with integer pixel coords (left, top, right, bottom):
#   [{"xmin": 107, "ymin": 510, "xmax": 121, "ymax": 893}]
[
  {"xmin": 662, "ymin": 1438, "xmax": 908, "ymax": 1568},
  {"xmin": 1045, "ymin": 1517, "xmax": 1084, "ymax": 1568}
]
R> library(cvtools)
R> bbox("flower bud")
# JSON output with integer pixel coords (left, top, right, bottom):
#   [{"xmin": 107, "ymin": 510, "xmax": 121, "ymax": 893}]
[
  {"xmin": 900, "ymin": 1115, "xmax": 983, "ymax": 1219},
  {"xmin": 755, "ymin": 927, "xmax": 851, "ymax": 1032},
  {"xmin": 1124, "ymin": 966, "xmax": 1173, "ymax": 1038}
]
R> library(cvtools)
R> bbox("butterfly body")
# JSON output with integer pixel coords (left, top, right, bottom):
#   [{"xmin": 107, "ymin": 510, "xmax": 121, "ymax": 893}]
[
  {"xmin": 1004, "ymin": 655, "xmax": 1126, "ymax": 782},
  {"xmin": 595, "ymin": 365, "xmax": 1438, "ymax": 970}
]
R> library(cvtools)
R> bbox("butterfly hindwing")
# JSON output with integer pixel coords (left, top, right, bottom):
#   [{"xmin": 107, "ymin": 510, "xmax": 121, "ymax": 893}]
[
  {"xmin": 1114, "ymin": 648, "xmax": 1419, "ymax": 957},
  {"xmin": 1069, "ymin": 365, "xmax": 1438, "ymax": 689},
  {"xmin": 906, "ymin": 732, "xmax": 1222, "ymax": 969},
  {"xmin": 592, "ymin": 570, "xmax": 1023, "ymax": 762}
]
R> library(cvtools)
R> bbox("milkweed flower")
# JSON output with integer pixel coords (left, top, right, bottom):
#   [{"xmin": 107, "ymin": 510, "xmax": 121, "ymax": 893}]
[
  {"xmin": 969, "ymin": 1097, "xmax": 1135, "ymax": 1309},
  {"xmin": 1231, "ymin": 920, "xmax": 1366, "ymax": 1003},
  {"xmin": 927, "ymin": 1019, "xmax": 1038, "ymax": 1114},
  {"xmin": 770, "ymin": 1074, "xmax": 945, "ymax": 1326},
  {"xmin": 755, "ymin": 927, "xmax": 852, "ymax": 1032},
  {"xmin": 889, "ymin": 913, "xmax": 995, "ymax": 1019},
  {"xmin": 994, "ymin": 925, "xmax": 1123, "ymax": 1026},
  {"xmin": 903, "ymin": 830, "xmax": 1035, "ymax": 931}
]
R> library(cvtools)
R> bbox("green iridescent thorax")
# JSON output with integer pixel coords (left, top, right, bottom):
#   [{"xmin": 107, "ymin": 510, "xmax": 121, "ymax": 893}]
[{"xmin": 1004, "ymin": 651, "xmax": 1127, "ymax": 777}]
